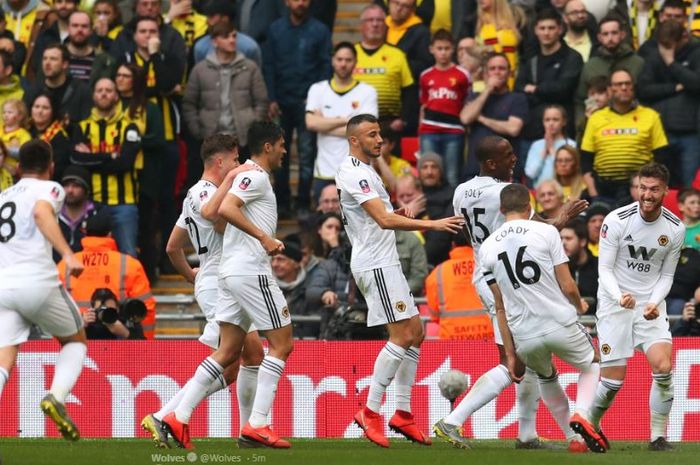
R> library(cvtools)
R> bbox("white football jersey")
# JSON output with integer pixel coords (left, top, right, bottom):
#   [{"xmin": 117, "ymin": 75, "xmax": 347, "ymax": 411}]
[
  {"xmin": 335, "ymin": 155, "xmax": 400, "ymax": 272},
  {"xmin": 0, "ymin": 178, "xmax": 65, "ymax": 288},
  {"xmin": 597, "ymin": 202, "xmax": 684, "ymax": 314},
  {"xmin": 480, "ymin": 219, "xmax": 577, "ymax": 339},
  {"xmin": 175, "ymin": 180, "xmax": 220, "ymax": 293},
  {"xmin": 306, "ymin": 80, "xmax": 378, "ymax": 179},
  {"xmin": 219, "ymin": 160, "xmax": 277, "ymax": 277},
  {"xmin": 453, "ymin": 175, "xmax": 509, "ymax": 281}
]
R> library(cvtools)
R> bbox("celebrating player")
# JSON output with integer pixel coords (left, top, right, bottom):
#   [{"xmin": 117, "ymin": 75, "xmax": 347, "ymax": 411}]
[
  {"xmin": 161, "ymin": 122, "xmax": 293, "ymax": 449},
  {"xmin": 336, "ymin": 114, "xmax": 464, "ymax": 448},
  {"xmin": 480, "ymin": 183, "xmax": 606, "ymax": 453},
  {"xmin": 435, "ymin": 135, "xmax": 587, "ymax": 449},
  {"xmin": 0, "ymin": 140, "xmax": 87, "ymax": 441},
  {"xmin": 141, "ymin": 134, "xmax": 265, "ymax": 448},
  {"xmin": 590, "ymin": 162, "xmax": 684, "ymax": 451}
]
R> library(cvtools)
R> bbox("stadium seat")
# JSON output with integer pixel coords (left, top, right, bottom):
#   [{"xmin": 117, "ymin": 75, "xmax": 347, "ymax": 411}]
[
  {"xmin": 401, "ymin": 137, "xmax": 419, "ymax": 166},
  {"xmin": 663, "ymin": 188, "xmax": 681, "ymax": 218}
]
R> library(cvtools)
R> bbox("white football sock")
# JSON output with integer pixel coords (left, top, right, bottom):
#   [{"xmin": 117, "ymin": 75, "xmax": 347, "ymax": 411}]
[
  {"xmin": 175, "ymin": 357, "xmax": 224, "ymax": 423},
  {"xmin": 395, "ymin": 346, "xmax": 419, "ymax": 413},
  {"xmin": 538, "ymin": 372, "xmax": 575, "ymax": 439},
  {"xmin": 49, "ymin": 342, "xmax": 86, "ymax": 404},
  {"xmin": 0, "ymin": 366, "xmax": 8, "ymax": 401},
  {"xmin": 516, "ymin": 368, "xmax": 540, "ymax": 442},
  {"xmin": 650, "ymin": 373, "xmax": 673, "ymax": 441},
  {"xmin": 589, "ymin": 377, "xmax": 623, "ymax": 429},
  {"xmin": 445, "ymin": 364, "xmax": 512, "ymax": 426},
  {"xmin": 574, "ymin": 363, "xmax": 600, "ymax": 419},
  {"xmin": 366, "ymin": 342, "xmax": 406, "ymax": 413},
  {"xmin": 237, "ymin": 365, "xmax": 259, "ymax": 431},
  {"xmin": 248, "ymin": 357, "xmax": 285, "ymax": 428},
  {"xmin": 155, "ymin": 374, "xmax": 228, "ymax": 422}
]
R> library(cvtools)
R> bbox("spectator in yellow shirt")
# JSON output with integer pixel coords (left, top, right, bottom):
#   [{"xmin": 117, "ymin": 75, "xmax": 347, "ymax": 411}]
[{"xmin": 0, "ymin": 98, "xmax": 31, "ymax": 176}]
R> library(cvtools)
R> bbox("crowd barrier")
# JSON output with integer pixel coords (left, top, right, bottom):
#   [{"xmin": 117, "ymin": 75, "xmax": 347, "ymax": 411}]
[{"xmin": 1, "ymin": 339, "xmax": 699, "ymax": 440}]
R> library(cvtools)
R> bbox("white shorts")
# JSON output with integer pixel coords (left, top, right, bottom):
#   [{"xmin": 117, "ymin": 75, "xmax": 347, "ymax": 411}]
[
  {"xmin": 596, "ymin": 300, "xmax": 672, "ymax": 363},
  {"xmin": 513, "ymin": 323, "xmax": 596, "ymax": 377},
  {"xmin": 353, "ymin": 264, "xmax": 418, "ymax": 327},
  {"xmin": 216, "ymin": 275, "xmax": 290, "ymax": 332},
  {"xmin": 476, "ymin": 275, "xmax": 503, "ymax": 344},
  {"xmin": 196, "ymin": 288, "xmax": 221, "ymax": 349},
  {"xmin": 0, "ymin": 285, "xmax": 83, "ymax": 346}
]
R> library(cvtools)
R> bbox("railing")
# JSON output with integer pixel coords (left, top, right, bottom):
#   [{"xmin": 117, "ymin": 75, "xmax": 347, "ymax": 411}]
[{"xmin": 154, "ymin": 295, "xmax": 684, "ymax": 339}]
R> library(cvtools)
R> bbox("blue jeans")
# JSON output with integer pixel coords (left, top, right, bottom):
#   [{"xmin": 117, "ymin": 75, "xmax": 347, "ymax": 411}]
[
  {"xmin": 276, "ymin": 101, "xmax": 316, "ymax": 210},
  {"xmin": 668, "ymin": 132, "xmax": 700, "ymax": 186},
  {"xmin": 419, "ymin": 133, "xmax": 464, "ymax": 186},
  {"xmin": 105, "ymin": 204, "xmax": 139, "ymax": 257}
]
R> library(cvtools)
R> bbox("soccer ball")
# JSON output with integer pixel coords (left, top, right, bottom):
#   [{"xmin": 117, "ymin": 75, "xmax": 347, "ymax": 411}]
[{"xmin": 438, "ymin": 369, "xmax": 469, "ymax": 402}]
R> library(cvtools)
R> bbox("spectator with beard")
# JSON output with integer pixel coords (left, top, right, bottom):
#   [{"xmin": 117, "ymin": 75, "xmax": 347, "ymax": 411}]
[
  {"xmin": 559, "ymin": 218, "xmax": 598, "ymax": 314},
  {"xmin": 62, "ymin": 10, "xmax": 115, "ymax": 86},
  {"xmin": 562, "ymin": 0, "xmax": 599, "ymax": 62},
  {"xmin": 29, "ymin": 0, "xmax": 78, "ymax": 74},
  {"xmin": 271, "ymin": 240, "xmax": 312, "ymax": 338},
  {"xmin": 55, "ymin": 164, "xmax": 99, "ymax": 262}
]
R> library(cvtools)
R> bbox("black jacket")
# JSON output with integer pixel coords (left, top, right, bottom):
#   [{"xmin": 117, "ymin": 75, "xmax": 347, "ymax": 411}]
[
  {"xmin": 423, "ymin": 183, "xmax": 455, "ymax": 267},
  {"xmin": 23, "ymin": 75, "xmax": 92, "ymax": 124},
  {"xmin": 395, "ymin": 22, "xmax": 433, "ymax": 81},
  {"xmin": 569, "ymin": 249, "xmax": 598, "ymax": 315},
  {"xmin": 637, "ymin": 40, "xmax": 700, "ymax": 134},
  {"xmin": 515, "ymin": 42, "xmax": 583, "ymax": 139}
]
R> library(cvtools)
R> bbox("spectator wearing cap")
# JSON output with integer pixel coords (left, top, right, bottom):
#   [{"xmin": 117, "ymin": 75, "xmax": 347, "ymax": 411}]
[
  {"xmin": 272, "ymin": 239, "xmax": 313, "ymax": 338},
  {"xmin": 418, "ymin": 152, "xmax": 455, "ymax": 266},
  {"xmin": 57, "ymin": 210, "xmax": 157, "ymax": 339},
  {"xmin": 264, "ymin": 0, "xmax": 332, "ymax": 214},
  {"xmin": 584, "ymin": 202, "xmax": 610, "ymax": 257},
  {"xmin": 193, "ymin": 0, "xmax": 262, "ymax": 68},
  {"xmin": 55, "ymin": 164, "xmax": 99, "ymax": 262}
]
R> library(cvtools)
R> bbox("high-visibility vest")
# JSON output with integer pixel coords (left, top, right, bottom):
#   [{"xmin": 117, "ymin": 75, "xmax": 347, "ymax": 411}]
[
  {"xmin": 57, "ymin": 236, "xmax": 156, "ymax": 339},
  {"xmin": 425, "ymin": 246, "xmax": 494, "ymax": 340}
]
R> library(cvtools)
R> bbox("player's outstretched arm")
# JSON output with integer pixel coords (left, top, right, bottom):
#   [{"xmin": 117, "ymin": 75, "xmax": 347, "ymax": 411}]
[
  {"xmin": 489, "ymin": 282, "xmax": 524, "ymax": 383},
  {"xmin": 165, "ymin": 225, "xmax": 198, "ymax": 284},
  {"xmin": 218, "ymin": 193, "xmax": 284, "ymax": 256},
  {"xmin": 361, "ymin": 198, "xmax": 464, "ymax": 233},
  {"xmin": 554, "ymin": 263, "xmax": 585, "ymax": 314},
  {"xmin": 536, "ymin": 198, "xmax": 590, "ymax": 230},
  {"xmin": 201, "ymin": 164, "xmax": 258, "ymax": 233},
  {"xmin": 34, "ymin": 200, "xmax": 83, "ymax": 277}
]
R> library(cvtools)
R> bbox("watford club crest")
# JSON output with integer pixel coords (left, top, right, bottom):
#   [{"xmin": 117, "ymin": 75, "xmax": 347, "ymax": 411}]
[
  {"xmin": 449, "ymin": 77, "xmax": 457, "ymax": 86},
  {"xmin": 351, "ymin": 101, "xmax": 359, "ymax": 109},
  {"xmin": 658, "ymin": 235, "xmax": 669, "ymax": 246}
]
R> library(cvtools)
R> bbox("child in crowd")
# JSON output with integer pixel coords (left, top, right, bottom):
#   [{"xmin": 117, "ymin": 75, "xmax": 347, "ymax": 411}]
[
  {"xmin": 678, "ymin": 188, "xmax": 700, "ymax": 249},
  {"xmin": 0, "ymin": 98, "xmax": 31, "ymax": 176},
  {"xmin": 525, "ymin": 105, "xmax": 576, "ymax": 187},
  {"xmin": 419, "ymin": 29, "xmax": 471, "ymax": 186},
  {"xmin": 578, "ymin": 75, "xmax": 610, "ymax": 138}
]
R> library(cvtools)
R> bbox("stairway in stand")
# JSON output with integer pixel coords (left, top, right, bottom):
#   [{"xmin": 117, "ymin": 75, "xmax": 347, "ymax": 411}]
[{"xmin": 333, "ymin": 0, "xmax": 365, "ymax": 43}]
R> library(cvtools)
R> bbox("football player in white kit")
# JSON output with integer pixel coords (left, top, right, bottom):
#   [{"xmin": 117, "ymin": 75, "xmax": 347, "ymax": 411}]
[
  {"xmin": 161, "ymin": 122, "xmax": 293, "ymax": 449},
  {"xmin": 141, "ymin": 134, "xmax": 265, "ymax": 448},
  {"xmin": 336, "ymin": 114, "xmax": 464, "ymax": 448},
  {"xmin": 0, "ymin": 140, "xmax": 87, "ymax": 441},
  {"xmin": 480, "ymin": 184, "xmax": 606, "ymax": 453},
  {"xmin": 435, "ymin": 136, "xmax": 587, "ymax": 449},
  {"xmin": 590, "ymin": 163, "xmax": 684, "ymax": 451}
]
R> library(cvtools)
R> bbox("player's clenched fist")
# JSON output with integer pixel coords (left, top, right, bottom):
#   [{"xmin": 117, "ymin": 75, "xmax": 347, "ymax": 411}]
[
  {"xmin": 63, "ymin": 254, "xmax": 84, "ymax": 277},
  {"xmin": 261, "ymin": 236, "xmax": 284, "ymax": 256},
  {"xmin": 619, "ymin": 292, "xmax": 635, "ymax": 309},
  {"xmin": 643, "ymin": 303, "xmax": 660, "ymax": 320}
]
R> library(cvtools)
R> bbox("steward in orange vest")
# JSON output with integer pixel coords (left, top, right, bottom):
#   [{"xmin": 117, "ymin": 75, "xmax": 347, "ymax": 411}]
[
  {"xmin": 57, "ymin": 212, "xmax": 156, "ymax": 338},
  {"xmin": 425, "ymin": 237, "xmax": 493, "ymax": 341}
]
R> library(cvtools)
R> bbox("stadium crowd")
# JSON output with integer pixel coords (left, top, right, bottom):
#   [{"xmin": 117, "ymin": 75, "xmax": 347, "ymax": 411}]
[{"xmin": 1, "ymin": 0, "xmax": 700, "ymax": 339}]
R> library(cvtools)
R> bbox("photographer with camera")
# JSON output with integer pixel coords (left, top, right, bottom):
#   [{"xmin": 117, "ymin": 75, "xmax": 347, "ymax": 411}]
[
  {"xmin": 83, "ymin": 288, "xmax": 147, "ymax": 339},
  {"xmin": 57, "ymin": 210, "xmax": 157, "ymax": 338}
]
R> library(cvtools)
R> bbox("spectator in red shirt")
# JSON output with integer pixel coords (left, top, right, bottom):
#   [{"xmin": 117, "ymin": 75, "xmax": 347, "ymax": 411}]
[{"xmin": 418, "ymin": 28, "xmax": 470, "ymax": 186}]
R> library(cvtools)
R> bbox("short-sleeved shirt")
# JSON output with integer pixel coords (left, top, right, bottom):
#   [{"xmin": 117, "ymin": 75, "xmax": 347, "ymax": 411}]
[
  {"xmin": 219, "ymin": 160, "xmax": 278, "ymax": 277},
  {"xmin": 306, "ymin": 79, "xmax": 378, "ymax": 179},
  {"xmin": 580, "ymin": 105, "xmax": 668, "ymax": 180},
  {"xmin": 466, "ymin": 91, "xmax": 528, "ymax": 163},
  {"xmin": 480, "ymin": 219, "xmax": 577, "ymax": 339},
  {"xmin": 597, "ymin": 202, "xmax": 685, "ymax": 314},
  {"xmin": 684, "ymin": 221, "xmax": 700, "ymax": 249},
  {"xmin": 335, "ymin": 155, "xmax": 400, "ymax": 272},
  {"xmin": 175, "ymin": 180, "xmax": 220, "ymax": 293},
  {"xmin": 0, "ymin": 178, "xmax": 65, "ymax": 288},
  {"xmin": 419, "ymin": 65, "xmax": 471, "ymax": 134},
  {"xmin": 354, "ymin": 43, "xmax": 414, "ymax": 118}
]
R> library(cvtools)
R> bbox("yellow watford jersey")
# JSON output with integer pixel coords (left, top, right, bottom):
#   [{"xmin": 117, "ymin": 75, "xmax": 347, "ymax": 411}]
[
  {"xmin": 581, "ymin": 104, "xmax": 668, "ymax": 180},
  {"xmin": 170, "ymin": 13, "xmax": 208, "ymax": 49},
  {"xmin": 0, "ymin": 127, "xmax": 32, "ymax": 171},
  {"xmin": 353, "ymin": 43, "xmax": 413, "ymax": 118},
  {"xmin": 133, "ymin": 53, "xmax": 179, "ymax": 140},
  {"xmin": 77, "ymin": 104, "xmax": 142, "ymax": 206},
  {"xmin": 4, "ymin": 8, "xmax": 38, "ymax": 48},
  {"xmin": 687, "ymin": 0, "xmax": 700, "ymax": 37}
]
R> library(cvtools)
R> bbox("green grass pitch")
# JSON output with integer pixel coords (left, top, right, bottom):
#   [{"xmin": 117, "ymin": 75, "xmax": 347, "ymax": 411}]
[{"xmin": 1, "ymin": 439, "xmax": 699, "ymax": 465}]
